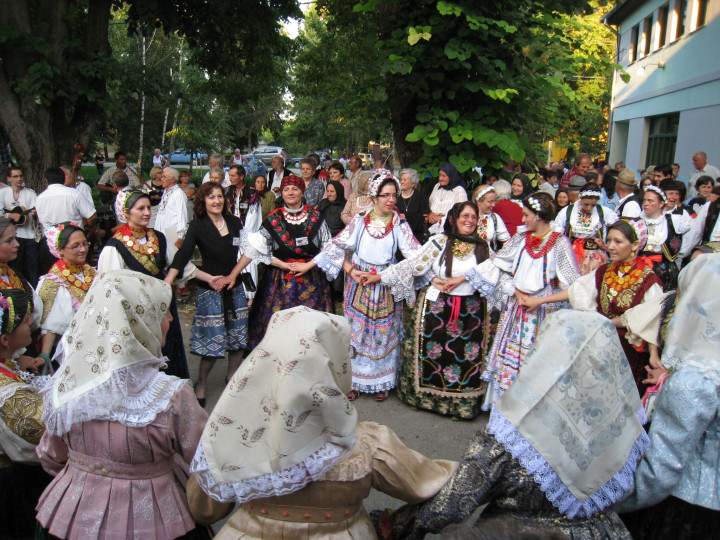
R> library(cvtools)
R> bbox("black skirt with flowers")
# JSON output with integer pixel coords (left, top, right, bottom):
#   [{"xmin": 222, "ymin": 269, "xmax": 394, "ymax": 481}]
[{"xmin": 396, "ymin": 288, "xmax": 487, "ymax": 419}]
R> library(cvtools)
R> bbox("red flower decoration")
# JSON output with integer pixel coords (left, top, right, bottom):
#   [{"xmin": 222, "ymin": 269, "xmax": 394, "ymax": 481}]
[
  {"xmin": 288, "ymin": 240, "xmax": 294, "ymax": 246},
  {"xmin": 295, "ymin": 247, "xmax": 302, "ymax": 254},
  {"xmin": 528, "ymin": 235, "xmax": 542, "ymax": 249},
  {"xmin": 271, "ymin": 219, "xmax": 278, "ymax": 226},
  {"xmin": 281, "ymin": 234, "xmax": 289, "ymax": 241},
  {"xmin": 310, "ymin": 216, "xmax": 318, "ymax": 222}
]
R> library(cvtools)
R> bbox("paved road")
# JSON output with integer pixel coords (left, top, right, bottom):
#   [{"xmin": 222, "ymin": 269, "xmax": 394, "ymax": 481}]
[{"xmin": 176, "ymin": 303, "xmax": 486, "ymax": 530}]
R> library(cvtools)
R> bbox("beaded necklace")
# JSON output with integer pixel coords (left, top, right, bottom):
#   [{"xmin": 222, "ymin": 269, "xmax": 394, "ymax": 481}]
[
  {"xmin": 364, "ymin": 209, "xmax": 395, "ymax": 239},
  {"xmin": 113, "ymin": 224, "xmax": 160, "ymax": 275},
  {"xmin": 603, "ymin": 259, "xmax": 645, "ymax": 297},
  {"xmin": 51, "ymin": 260, "xmax": 95, "ymax": 301},
  {"xmin": 0, "ymin": 263, "xmax": 24, "ymax": 289},
  {"xmin": 514, "ymin": 231, "xmax": 561, "ymax": 289}
]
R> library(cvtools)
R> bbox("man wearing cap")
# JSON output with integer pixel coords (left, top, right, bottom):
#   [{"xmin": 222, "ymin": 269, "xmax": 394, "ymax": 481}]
[
  {"xmin": 615, "ymin": 169, "xmax": 642, "ymax": 218},
  {"xmin": 660, "ymin": 178, "xmax": 689, "ymax": 218},
  {"xmin": 566, "ymin": 175, "xmax": 586, "ymax": 203},
  {"xmin": 560, "ymin": 153, "xmax": 591, "ymax": 189}
]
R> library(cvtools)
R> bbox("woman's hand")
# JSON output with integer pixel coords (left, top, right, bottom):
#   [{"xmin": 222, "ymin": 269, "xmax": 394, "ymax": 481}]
[
  {"xmin": 290, "ymin": 261, "xmax": 314, "ymax": 277},
  {"xmin": 431, "ymin": 277, "xmax": 447, "ymax": 289},
  {"xmin": 643, "ymin": 364, "xmax": 668, "ymax": 385},
  {"xmin": 514, "ymin": 288, "xmax": 529, "ymax": 304},
  {"xmin": 208, "ymin": 275, "xmax": 224, "ymax": 290},
  {"xmin": 520, "ymin": 296, "xmax": 543, "ymax": 311},
  {"xmin": 17, "ymin": 355, "xmax": 43, "ymax": 374},
  {"xmin": 649, "ymin": 348, "xmax": 663, "ymax": 369},
  {"xmin": 442, "ymin": 276, "xmax": 466, "ymax": 293},
  {"xmin": 349, "ymin": 268, "xmax": 364, "ymax": 285},
  {"xmin": 426, "ymin": 212, "xmax": 441, "ymax": 225},
  {"xmin": 361, "ymin": 272, "xmax": 382, "ymax": 285},
  {"xmin": 214, "ymin": 275, "xmax": 236, "ymax": 291}
]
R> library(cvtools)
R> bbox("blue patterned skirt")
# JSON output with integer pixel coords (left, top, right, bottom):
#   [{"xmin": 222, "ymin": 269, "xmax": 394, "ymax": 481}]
[{"xmin": 191, "ymin": 286, "xmax": 249, "ymax": 358}]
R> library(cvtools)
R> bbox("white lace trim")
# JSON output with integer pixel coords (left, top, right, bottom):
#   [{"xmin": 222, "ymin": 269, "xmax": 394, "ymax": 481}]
[
  {"xmin": 42, "ymin": 359, "xmax": 187, "ymax": 436},
  {"xmin": 190, "ymin": 438, "xmax": 351, "ymax": 503},
  {"xmin": 487, "ymin": 407, "xmax": 650, "ymax": 519}
]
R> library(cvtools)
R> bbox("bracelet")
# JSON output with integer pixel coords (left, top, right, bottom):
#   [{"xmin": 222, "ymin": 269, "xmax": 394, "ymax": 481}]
[{"xmin": 38, "ymin": 353, "xmax": 51, "ymax": 363}]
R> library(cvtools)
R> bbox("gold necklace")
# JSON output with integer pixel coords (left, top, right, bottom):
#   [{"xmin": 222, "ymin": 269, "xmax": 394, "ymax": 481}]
[{"xmin": 451, "ymin": 239, "xmax": 474, "ymax": 260}]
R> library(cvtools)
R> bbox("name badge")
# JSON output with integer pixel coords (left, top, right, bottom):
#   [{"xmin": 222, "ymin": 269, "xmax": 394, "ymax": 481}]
[
  {"xmin": 232, "ymin": 237, "xmax": 241, "ymax": 246},
  {"xmin": 296, "ymin": 236, "xmax": 309, "ymax": 246},
  {"xmin": 425, "ymin": 286, "xmax": 441, "ymax": 302},
  {"xmin": 239, "ymin": 202, "xmax": 249, "ymax": 209}
]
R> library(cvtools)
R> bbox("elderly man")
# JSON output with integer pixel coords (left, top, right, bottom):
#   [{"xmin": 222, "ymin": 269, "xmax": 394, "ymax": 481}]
[
  {"xmin": 566, "ymin": 175, "xmax": 586, "ymax": 203},
  {"xmin": 614, "ymin": 168, "xmax": 642, "ymax": 218},
  {"xmin": 560, "ymin": 153, "xmax": 591, "ymax": 189},
  {"xmin": 688, "ymin": 151, "xmax": 720, "ymax": 198},
  {"xmin": 268, "ymin": 156, "xmax": 291, "ymax": 197},
  {"xmin": 202, "ymin": 154, "xmax": 230, "ymax": 187},
  {"xmin": 228, "ymin": 148, "xmax": 249, "ymax": 166},
  {"xmin": 154, "ymin": 168, "xmax": 188, "ymax": 249},
  {"xmin": 346, "ymin": 155, "xmax": 369, "ymax": 194},
  {"xmin": 0, "ymin": 167, "xmax": 41, "ymax": 285},
  {"xmin": 614, "ymin": 161, "xmax": 625, "ymax": 172}
]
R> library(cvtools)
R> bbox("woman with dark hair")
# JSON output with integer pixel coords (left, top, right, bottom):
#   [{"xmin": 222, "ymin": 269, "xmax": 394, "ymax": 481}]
[
  {"xmin": 293, "ymin": 170, "xmax": 422, "ymax": 401},
  {"xmin": 554, "ymin": 181, "xmax": 619, "ymax": 275},
  {"xmin": 37, "ymin": 223, "xmax": 96, "ymax": 360},
  {"xmin": 166, "ymin": 182, "xmax": 247, "ymax": 407},
  {"xmin": 368, "ymin": 201, "xmax": 491, "ymax": 419},
  {"xmin": 554, "ymin": 187, "xmax": 570, "ymax": 216},
  {"xmin": 600, "ymin": 169, "xmax": 619, "ymax": 210},
  {"xmin": 522, "ymin": 219, "xmax": 664, "ymax": 393},
  {"xmin": 317, "ymin": 180, "xmax": 347, "ymax": 304},
  {"xmin": 467, "ymin": 192, "xmax": 580, "ymax": 409},
  {"xmin": 328, "ymin": 160, "xmax": 353, "ymax": 200},
  {"xmin": 509, "ymin": 173, "xmax": 533, "ymax": 206},
  {"xmin": 98, "ymin": 191, "xmax": 200, "ymax": 379},
  {"xmin": 35, "ymin": 270, "xmax": 210, "ymax": 540},
  {"xmin": 0, "ymin": 288, "xmax": 51, "ymax": 539},
  {"xmin": 426, "ymin": 163, "xmax": 468, "ymax": 235}
]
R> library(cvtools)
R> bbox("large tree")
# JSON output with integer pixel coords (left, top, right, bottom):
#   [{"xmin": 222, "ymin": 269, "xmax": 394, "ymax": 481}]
[{"xmin": 0, "ymin": 0, "xmax": 299, "ymax": 190}]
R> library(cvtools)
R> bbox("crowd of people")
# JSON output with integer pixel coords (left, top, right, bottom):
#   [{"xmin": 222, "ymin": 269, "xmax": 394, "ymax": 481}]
[{"xmin": 0, "ymin": 147, "xmax": 719, "ymax": 539}]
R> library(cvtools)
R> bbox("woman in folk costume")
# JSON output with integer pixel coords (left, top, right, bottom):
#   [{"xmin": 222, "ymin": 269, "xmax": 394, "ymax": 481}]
[
  {"xmin": 386, "ymin": 311, "xmax": 648, "ymax": 540},
  {"xmin": 0, "ymin": 288, "xmax": 50, "ymax": 538},
  {"xmin": 553, "ymin": 181, "xmax": 619, "ymax": 275},
  {"xmin": 218, "ymin": 175, "xmax": 333, "ymax": 349},
  {"xmin": 521, "ymin": 220, "xmax": 664, "ymax": 394},
  {"xmin": 472, "ymin": 184, "xmax": 510, "ymax": 253},
  {"xmin": 0, "ymin": 216, "xmax": 45, "ymax": 377},
  {"xmin": 98, "ymin": 191, "xmax": 200, "ymax": 379},
  {"xmin": 37, "ymin": 223, "xmax": 95, "ymax": 361},
  {"xmin": 186, "ymin": 306, "xmax": 457, "ymax": 539},
  {"xmin": 637, "ymin": 185, "xmax": 692, "ymax": 291},
  {"xmin": 616, "ymin": 254, "xmax": 720, "ymax": 539},
  {"xmin": 293, "ymin": 170, "xmax": 422, "ymax": 401},
  {"xmin": 426, "ymin": 163, "xmax": 468, "ymax": 235},
  {"xmin": 365, "ymin": 201, "xmax": 491, "ymax": 419},
  {"xmin": 35, "ymin": 270, "xmax": 210, "ymax": 540},
  {"xmin": 467, "ymin": 192, "xmax": 579, "ymax": 410}
]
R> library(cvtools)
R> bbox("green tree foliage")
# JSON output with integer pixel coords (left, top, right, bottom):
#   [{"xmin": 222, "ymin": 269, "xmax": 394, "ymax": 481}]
[
  {"xmin": 312, "ymin": 0, "xmax": 616, "ymax": 178},
  {"xmin": 278, "ymin": 7, "xmax": 390, "ymax": 155},
  {"xmin": 0, "ymin": 0, "xmax": 300, "ymax": 190}
]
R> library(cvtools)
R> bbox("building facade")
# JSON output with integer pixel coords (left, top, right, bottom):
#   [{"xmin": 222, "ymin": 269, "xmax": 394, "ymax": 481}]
[{"xmin": 605, "ymin": 0, "xmax": 720, "ymax": 176}]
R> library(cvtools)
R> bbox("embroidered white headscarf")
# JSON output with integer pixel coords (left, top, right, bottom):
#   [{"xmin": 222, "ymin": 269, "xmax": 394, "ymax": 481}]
[
  {"xmin": 42, "ymin": 269, "xmax": 185, "ymax": 435},
  {"xmin": 487, "ymin": 310, "xmax": 649, "ymax": 519},
  {"xmin": 191, "ymin": 306, "xmax": 357, "ymax": 503},
  {"xmin": 660, "ymin": 253, "xmax": 720, "ymax": 377}
]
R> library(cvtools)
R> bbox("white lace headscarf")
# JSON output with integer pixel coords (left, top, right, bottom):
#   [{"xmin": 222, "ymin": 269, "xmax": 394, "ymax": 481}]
[
  {"xmin": 487, "ymin": 310, "xmax": 650, "ymax": 519},
  {"xmin": 42, "ymin": 269, "xmax": 185, "ymax": 435},
  {"xmin": 660, "ymin": 253, "xmax": 720, "ymax": 377},
  {"xmin": 191, "ymin": 306, "xmax": 357, "ymax": 503}
]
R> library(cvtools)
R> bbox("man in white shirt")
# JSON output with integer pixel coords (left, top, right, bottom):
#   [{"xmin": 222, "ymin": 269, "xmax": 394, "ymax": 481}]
[
  {"xmin": 614, "ymin": 168, "xmax": 642, "ymax": 218},
  {"xmin": 202, "ymin": 154, "xmax": 230, "ymax": 187},
  {"xmin": 688, "ymin": 151, "xmax": 720, "ymax": 198},
  {"xmin": 0, "ymin": 167, "xmax": 41, "ymax": 285},
  {"xmin": 36, "ymin": 167, "xmax": 97, "ymax": 271},
  {"xmin": 154, "ymin": 167, "xmax": 188, "ymax": 249},
  {"xmin": 61, "ymin": 165, "xmax": 94, "ymax": 208}
]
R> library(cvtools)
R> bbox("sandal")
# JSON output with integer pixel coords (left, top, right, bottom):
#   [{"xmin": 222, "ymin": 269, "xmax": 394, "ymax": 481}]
[
  {"xmin": 346, "ymin": 390, "xmax": 360, "ymax": 401},
  {"xmin": 375, "ymin": 390, "xmax": 388, "ymax": 402}
]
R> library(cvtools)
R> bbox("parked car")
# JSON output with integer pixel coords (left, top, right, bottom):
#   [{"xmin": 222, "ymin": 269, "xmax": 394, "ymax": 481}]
[
  {"xmin": 250, "ymin": 146, "xmax": 287, "ymax": 164},
  {"xmin": 163, "ymin": 148, "xmax": 208, "ymax": 165},
  {"xmin": 242, "ymin": 156, "xmax": 269, "ymax": 178},
  {"xmin": 290, "ymin": 151, "xmax": 332, "ymax": 169}
]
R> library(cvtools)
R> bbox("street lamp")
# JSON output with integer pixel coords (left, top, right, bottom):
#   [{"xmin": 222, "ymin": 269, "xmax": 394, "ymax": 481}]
[{"xmin": 637, "ymin": 60, "xmax": 666, "ymax": 76}]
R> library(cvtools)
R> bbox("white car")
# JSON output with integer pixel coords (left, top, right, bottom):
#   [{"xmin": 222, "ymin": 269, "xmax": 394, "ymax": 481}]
[{"xmin": 250, "ymin": 146, "xmax": 286, "ymax": 164}]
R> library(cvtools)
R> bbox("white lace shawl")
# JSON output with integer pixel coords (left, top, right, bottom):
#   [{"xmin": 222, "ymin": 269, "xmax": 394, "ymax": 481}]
[{"xmin": 42, "ymin": 358, "xmax": 187, "ymax": 436}]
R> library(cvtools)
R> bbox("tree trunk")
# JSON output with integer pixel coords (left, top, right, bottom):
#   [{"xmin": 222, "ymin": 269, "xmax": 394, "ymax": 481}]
[{"xmin": 0, "ymin": 0, "xmax": 112, "ymax": 191}]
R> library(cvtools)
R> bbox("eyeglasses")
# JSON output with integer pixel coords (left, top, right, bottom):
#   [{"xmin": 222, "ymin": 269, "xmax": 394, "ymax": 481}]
[
  {"xmin": 376, "ymin": 193, "xmax": 398, "ymax": 199},
  {"xmin": 66, "ymin": 242, "xmax": 90, "ymax": 250}
]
